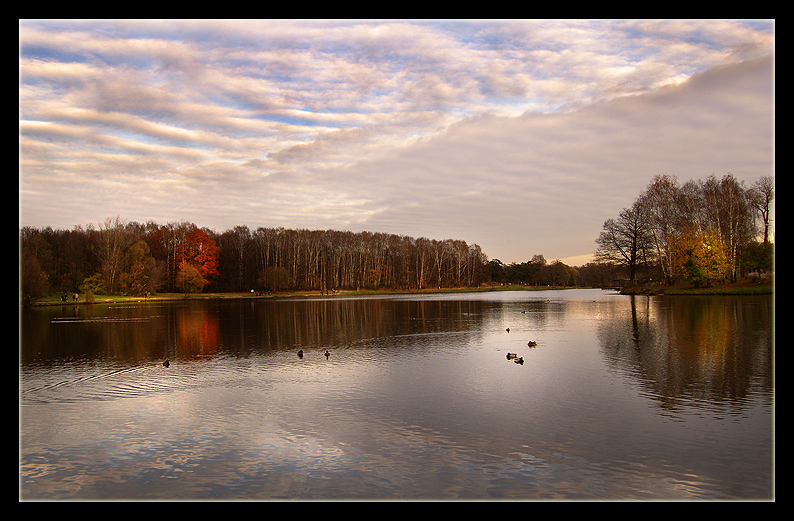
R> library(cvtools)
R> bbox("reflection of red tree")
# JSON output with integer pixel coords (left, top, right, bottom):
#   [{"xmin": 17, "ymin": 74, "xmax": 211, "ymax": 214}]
[{"xmin": 177, "ymin": 309, "xmax": 220, "ymax": 356}]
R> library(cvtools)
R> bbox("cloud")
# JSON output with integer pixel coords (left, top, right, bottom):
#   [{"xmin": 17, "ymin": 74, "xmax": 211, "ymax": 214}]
[
  {"xmin": 319, "ymin": 54, "xmax": 774, "ymax": 262},
  {"xmin": 19, "ymin": 19, "xmax": 774, "ymax": 263}
]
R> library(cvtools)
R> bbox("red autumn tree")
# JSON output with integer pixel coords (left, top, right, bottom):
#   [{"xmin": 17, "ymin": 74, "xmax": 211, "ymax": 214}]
[{"xmin": 176, "ymin": 227, "xmax": 220, "ymax": 289}]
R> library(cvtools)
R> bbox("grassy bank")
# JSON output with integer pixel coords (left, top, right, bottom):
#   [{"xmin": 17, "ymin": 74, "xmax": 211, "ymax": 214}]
[
  {"xmin": 23, "ymin": 284, "xmax": 575, "ymax": 307},
  {"xmin": 620, "ymin": 279, "xmax": 774, "ymax": 296}
]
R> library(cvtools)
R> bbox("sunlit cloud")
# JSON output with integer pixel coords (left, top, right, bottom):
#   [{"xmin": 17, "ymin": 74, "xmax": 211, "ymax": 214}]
[{"xmin": 19, "ymin": 19, "xmax": 774, "ymax": 263}]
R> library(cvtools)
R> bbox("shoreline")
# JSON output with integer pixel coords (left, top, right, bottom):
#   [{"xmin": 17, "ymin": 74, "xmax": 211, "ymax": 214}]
[
  {"xmin": 620, "ymin": 280, "xmax": 773, "ymax": 296},
  {"xmin": 23, "ymin": 284, "xmax": 564, "ymax": 307},
  {"xmin": 22, "ymin": 281, "xmax": 773, "ymax": 307}
]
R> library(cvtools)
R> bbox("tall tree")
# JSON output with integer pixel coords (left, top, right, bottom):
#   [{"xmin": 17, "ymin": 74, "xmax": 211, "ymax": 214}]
[
  {"xmin": 749, "ymin": 175, "xmax": 774, "ymax": 243},
  {"xmin": 176, "ymin": 226, "xmax": 220, "ymax": 290},
  {"xmin": 21, "ymin": 246, "xmax": 49, "ymax": 302},
  {"xmin": 147, "ymin": 221, "xmax": 194, "ymax": 292},
  {"xmin": 414, "ymin": 237, "xmax": 432, "ymax": 289},
  {"xmin": 526, "ymin": 255, "xmax": 546, "ymax": 286},
  {"xmin": 595, "ymin": 199, "xmax": 652, "ymax": 282},
  {"xmin": 218, "ymin": 225, "xmax": 253, "ymax": 291},
  {"xmin": 702, "ymin": 174, "xmax": 755, "ymax": 281},
  {"xmin": 431, "ymin": 239, "xmax": 448, "ymax": 288},
  {"xmin": 676, "ymin": 179, "xmax": 707, "ymax": 234},
  {"xmin": 120, "ymin": 240, "xmax": 160, "ymax": 296},
  {"xmin": 95, "ymin": 216, "xmax": 134, "ymax": 294},
  {"xmin": 640, "ymin": 175, "xmax": 680, "ymax": 284},
  {"xmin": 176, "ymin": 263, "xmax": 205, "ymax": 295}
]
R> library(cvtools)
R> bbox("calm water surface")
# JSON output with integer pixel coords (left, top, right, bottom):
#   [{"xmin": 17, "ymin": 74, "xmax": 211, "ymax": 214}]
[{"xmin": 19, "ymin": 289, "xmax": 774, "ymax": 500}]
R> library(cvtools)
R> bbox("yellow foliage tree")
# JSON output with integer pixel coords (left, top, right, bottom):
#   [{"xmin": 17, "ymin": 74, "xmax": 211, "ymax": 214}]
[
  {"xmin": 671, "ymin": 228, "xmax": 731, "ymax": 286},
  {"xmin": 176, "ymin": 263, "xmax": 206, "ymax": 295},
  {"xmin": 120, "ymin": 240, "xmax": 158, "ymax": 296}
]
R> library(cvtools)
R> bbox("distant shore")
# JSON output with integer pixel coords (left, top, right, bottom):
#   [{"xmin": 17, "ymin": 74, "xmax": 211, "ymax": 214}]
[{"xmin": 22, "ymin": 280, "xmax": 773, "ymax": 307}]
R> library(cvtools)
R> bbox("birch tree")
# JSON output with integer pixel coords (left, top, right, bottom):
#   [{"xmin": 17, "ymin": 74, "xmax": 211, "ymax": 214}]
[
  {"xmin": 640, "ymin": 175, "xmax": 680, "ymax": 284},
  {"xmin": 95, "ymin": 216, "xmax": 133, "ymax": 294}
]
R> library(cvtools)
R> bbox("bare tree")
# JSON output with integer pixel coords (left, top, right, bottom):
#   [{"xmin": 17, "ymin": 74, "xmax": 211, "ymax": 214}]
[
  {"xmin": 230, "ymin": 225, "xmax": 252, "ymax": 291},
  {"xmin": 414, "ymin": 237, "xmax": 431, "ymax": 289},
  {"xmin": 702, "ymin": 174, "xmax": 756, "ymax": 281},
  {"xmin": 639, "ymin": 175, "xmax": 680, "ymax": 284},
  {"xmin": 95, "ymin": 216, "xmax": 134, "ymax": 294},
  {"xmin": 595, "ymin": 199, "xmax": 652, "ymax": 282},
  {"xmin": 431, "ymin": 239, "xmax": 448, "ymax": 288},
  {"xmin": 749, "ymin": 175, "xmax": 774, "ymax": 243},
  {"xmin": 676, "ymin": 179, "xmax": 707, "ymax": 234}
]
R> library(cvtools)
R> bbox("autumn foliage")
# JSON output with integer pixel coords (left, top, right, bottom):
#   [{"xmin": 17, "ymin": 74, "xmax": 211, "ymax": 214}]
[
  {"xmin": 176, "ymin": 227, "xmax": 220, "ymax": 288},
  {"xmin": 670, "ymin": 228, "xmax": 731, "ymax": 287}
]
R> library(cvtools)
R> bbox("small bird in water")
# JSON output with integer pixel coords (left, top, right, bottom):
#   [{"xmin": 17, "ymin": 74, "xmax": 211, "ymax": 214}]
[
  {"xmin": 506, "ymin": 352, "xmax": 517, "ymax": 360},
  {"xmin": 514, "ymin": 357, "xmax": 524, "ymax": 365},
  {"xmin": 325, "ymin": 350, "xmax": 330, "ymax": 358},
  {"xmin": 163, "ymin": 360, "xmax": 170, "ymax": 367},
  {"xmin": 506, "ymin": 328, "xmax": 510, "ymax": 333},
  {"xmin": 297, "ymin": 349, "xmax": 304, "ymax": 358},
  {"xmin": 527, "ymin": 340, "xmax": 537, "ymax": 347}
]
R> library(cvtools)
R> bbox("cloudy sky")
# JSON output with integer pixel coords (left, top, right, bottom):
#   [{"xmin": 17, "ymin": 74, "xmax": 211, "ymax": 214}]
[{"xmin": 19, "ymin": 19, "xmax": 774, "ymax": 265}]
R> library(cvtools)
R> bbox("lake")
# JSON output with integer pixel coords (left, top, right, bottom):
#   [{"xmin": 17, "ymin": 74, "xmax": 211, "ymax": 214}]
[{"xmin": 19, "ymin": 289, "xmax": 774, "ymax": 500}]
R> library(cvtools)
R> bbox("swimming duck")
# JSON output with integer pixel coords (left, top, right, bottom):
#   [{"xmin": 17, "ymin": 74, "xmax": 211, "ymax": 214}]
[
  {"xmin": 506, "ymin": 352, "xmax": 517, "ymax": 360},
  {"xmin": 514, "ymin": 357, "xmax": 524, "ymax": 365},
  {"xmin": 506, "ymin": 328, "xmax": 510, "ymax": 333},
  {"xmin": 527, "ymin": 341, "xmax": 537, "ymax": 347},
  {"xmin": 297, "ymin": 349, "xmax": 304, "ymax": 358},
  {"xmin": 163, "ymin": 359, "xmax": 170, "ymax": 368},
  {"xmin": 324, "ymin": 350, "xmax": 330, "ymax": 357}
]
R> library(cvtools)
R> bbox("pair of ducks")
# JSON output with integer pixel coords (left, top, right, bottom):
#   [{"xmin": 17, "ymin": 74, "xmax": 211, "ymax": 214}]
[
  {"xmin": 506, "ymin": 341, "xmax": 538, "ymax": 365},
  {"xmin": 505, "ymin": 352, "xmax": 524, "ymax": 364},
  {"xmin": 297, "ymin": 349, "xmax": 331, "ymax": 358}
]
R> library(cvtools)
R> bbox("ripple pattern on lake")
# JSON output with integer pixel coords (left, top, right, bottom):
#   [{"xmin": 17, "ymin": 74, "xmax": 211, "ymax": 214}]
[{"xmin": 20, "ymin": 290, "xmax": 774, "ymax": 500}]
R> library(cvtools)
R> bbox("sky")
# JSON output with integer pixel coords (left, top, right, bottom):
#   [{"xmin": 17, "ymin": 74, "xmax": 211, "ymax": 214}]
[{"xmin": 19, "ymin": 19, "xmax": 775, "ymax": 265}]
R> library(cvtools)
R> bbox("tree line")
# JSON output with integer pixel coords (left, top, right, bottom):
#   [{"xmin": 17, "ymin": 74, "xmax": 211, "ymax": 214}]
[
  {"xmin": 486, "ymin": 255, "xmax": 581, "ymax": 287},
  {"xmin": 20, "ymin": 172, "xmax": 773, "ymax": 302},
  {"xmin": 594, "ymin": 173, "xmax": 774, "ymax": 287},
  {"xmin": 20, "ymin": 217, "xmax": 494, "ymax": 301}
]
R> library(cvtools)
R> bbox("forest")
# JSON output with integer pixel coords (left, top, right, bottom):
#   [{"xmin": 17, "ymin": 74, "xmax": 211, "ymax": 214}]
[
  {"xmin": 19, "ymin": 173, "xmax": 773, "ymax": 303},
  {"xmin": 20, "ymin": 219, "xmax": 498, "ymax": 301}
]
